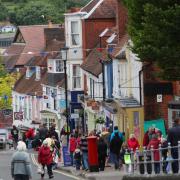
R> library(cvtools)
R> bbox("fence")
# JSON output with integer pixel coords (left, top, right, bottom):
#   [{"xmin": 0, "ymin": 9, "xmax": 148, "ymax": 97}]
[{"xmin": 125, "ymin": 141, "xmax": 180, "ymax": 175}]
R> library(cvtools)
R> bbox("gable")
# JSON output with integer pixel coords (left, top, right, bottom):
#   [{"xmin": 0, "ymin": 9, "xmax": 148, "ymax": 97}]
[{"xmin": 13, "ymin": 29, "xmax": 25, "ymax": 43}]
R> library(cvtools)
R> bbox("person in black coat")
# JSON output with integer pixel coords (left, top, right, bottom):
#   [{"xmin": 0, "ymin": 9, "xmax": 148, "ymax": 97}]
[
  {"xmin": 110, "ymin": 132, "xmax": 123, "ymax": 169},
  {"xmin": 97, "ymin": 137, "xmax": 107, "ymax": 171},
  {"xmin": 167, "ymin": 118, "xmax": 180, "ymax": 173}
]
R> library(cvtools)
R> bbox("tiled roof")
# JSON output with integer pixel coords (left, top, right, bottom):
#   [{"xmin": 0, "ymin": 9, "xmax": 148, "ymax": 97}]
[
  {"xmin": 26, "ymin": 56, "xmax": 47, "ymax": 67},
  {"xmin": 81, "ymin": 48, "xmax": 109, "ymax": 77},
  {"xmin": 14, "ymin": 69, "xmax": 47, "ymax": 96},
  {"xmin": 5, "ymin": 25, "xmax": 62, "ymax": 67}
]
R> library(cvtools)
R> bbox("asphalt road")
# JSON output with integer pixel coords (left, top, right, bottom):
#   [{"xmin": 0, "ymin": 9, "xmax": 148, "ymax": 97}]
[{"xmin": 0, "ymin": 148, "xmax": 82, "ymax": 180}]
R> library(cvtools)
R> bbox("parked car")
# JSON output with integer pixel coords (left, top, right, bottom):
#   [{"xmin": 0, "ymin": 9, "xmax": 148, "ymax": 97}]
[{"xmin": 0, "ymin": 129, "xmax": 8, "ymax": 149}]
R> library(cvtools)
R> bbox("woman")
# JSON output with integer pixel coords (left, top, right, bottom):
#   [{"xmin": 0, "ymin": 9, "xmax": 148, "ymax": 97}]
[
  {"xmin": 38, "ymin": 139, "xmax": 54, "ymax": 179},
  {"xmin": 69, "ymin": 134, "xmax": 77, "ymax": 166},
  {"xmin": 11, "ymin": 141, "xmax": 32, "ymax": 180},
  {"xmin": 127, "ymin": 134, "xmax": 140, "ymax": 152}
]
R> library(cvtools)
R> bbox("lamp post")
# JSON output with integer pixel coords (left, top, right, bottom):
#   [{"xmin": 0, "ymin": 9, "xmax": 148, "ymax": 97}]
[{"xmin": 61, "ymin": 46, "xmax": 69, "ymax": 144}]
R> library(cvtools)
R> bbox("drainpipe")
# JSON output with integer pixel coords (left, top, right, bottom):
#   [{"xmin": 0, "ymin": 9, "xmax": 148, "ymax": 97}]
[{"xmin": 138, "ymin": 62, "xmax": 152, "ymax": 106}]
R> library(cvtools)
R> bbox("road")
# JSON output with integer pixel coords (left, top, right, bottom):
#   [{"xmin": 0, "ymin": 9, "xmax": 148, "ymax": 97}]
[{"xmin": 0, "ymin": 148, "xmax": 82, "ymax": 180}]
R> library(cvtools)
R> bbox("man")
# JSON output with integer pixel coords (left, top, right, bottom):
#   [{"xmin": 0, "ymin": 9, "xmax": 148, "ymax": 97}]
[
  {"xmin": 39, "ymin": 123, "xmax": 48, "ymax": 141},
  {"xmin": 11, "ymin": 125, "xmax": 19, "ymax": 150},
  {"xmin": 80, "ymin": 135, "xmax": 88, "ymax": 171},
  {"xmin": 167, "ymin": 118, "xmax": 180, "ymax": 173}
]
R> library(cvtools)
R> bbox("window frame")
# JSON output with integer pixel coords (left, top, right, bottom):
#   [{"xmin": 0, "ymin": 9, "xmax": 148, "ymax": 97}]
[{"xmin": 71, "ymin": 21, "xmax": 80, "ymax": 46}]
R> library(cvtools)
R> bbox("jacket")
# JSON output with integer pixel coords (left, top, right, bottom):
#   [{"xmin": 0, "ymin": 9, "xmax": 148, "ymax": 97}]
[
  {"xmin": 167, "ymin": 125, "xmax": 180, "ymax": 147},
  {"xmin": 69, "ymin": 137, "xmax": 76, "ymax": 152},
  {"xmin": 38, "ymin": 146, "xmax": 53, "ymax": 165},
  {"xmin": 147, "ymin": 138, "xmax": 160, "ymax": 161},
  {"xmin": 98, "ymin": 140, "xmax": 107, "ymax": 158},
  {"xmin": 127, "ymin": 138, "xmax": 140, "ymax": 152},
  {"xmin": 110, "ymin": 133, "xmax": 123, "ymax": 155},
  {"xmin": 11, "ymin": 151, "xmax": 32, "ymax": 178}
]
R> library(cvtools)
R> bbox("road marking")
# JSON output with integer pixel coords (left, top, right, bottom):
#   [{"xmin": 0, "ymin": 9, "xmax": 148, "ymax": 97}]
[{"xmin": 30, "ymin": 154, "xmax": 81, "ymax": 180}]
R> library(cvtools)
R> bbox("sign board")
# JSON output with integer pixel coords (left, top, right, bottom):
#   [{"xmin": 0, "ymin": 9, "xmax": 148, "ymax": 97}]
[
  {"xmin": 157, "ymin": 94, "xmax": 162, "ymax": 103},
  {"xmin": 144, "ymin": 118, "xmax": 166, "ymax": 137},
  {"xmin": 14, "ymin": 112, "xmax": 23, "ymax": 120},
  {"xmin": 62, "ymin": 146, "xmax": 72, "ymax": 166},
  {"xmin": 71, "ymin": 113, "xmax": 79, "ymax": 119},
  {"xmin": 59, "ymin": 99, "xmax": 66, "ymax": 109}
]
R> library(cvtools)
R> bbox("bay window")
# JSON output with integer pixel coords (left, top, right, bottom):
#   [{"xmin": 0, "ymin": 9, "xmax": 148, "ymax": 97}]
[
  {"xmin": 71, "ymin": 21, "xmax": 80, "ymax": 46},
  {"xmin": 56, "ymin": 60, "xmax": 64, "ymax": 72}
]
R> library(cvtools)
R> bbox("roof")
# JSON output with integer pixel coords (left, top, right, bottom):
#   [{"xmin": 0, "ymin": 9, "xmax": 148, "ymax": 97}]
[
  {"xmin": 26, "ymin": 55, "xmax": 47, "ymax": 67},
  {"xmin": 4, "ymin": 25, "xmax": 61, "ymax": 68},
  {"xmin": 81, "ymin": 0, "xmax": 116, "ymax": 19},
  {"xmin": 14, "ymin": 69, "xmax": 47, "ymax": 96},
  {"xmin": 81, "ymin": 47, "xmax": 109, "ymax": 77},
  {"xmin": 119, "ymin": 97, "xmax": 140, "ymax": 107}
]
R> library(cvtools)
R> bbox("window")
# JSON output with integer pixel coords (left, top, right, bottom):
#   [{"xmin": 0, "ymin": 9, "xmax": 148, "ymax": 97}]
[
  {"xmin": 71, "ymin": 21, "xmax": 80, "ymax": 46},
  {"xmin": 46, "ymin": 87, "xmax": 50, "ymax": 95},
  {"xmin": 72, "ymin": 65, "xmax": 81, "ymax": 89},
  {"xmin": 56, "ymin": 60, "xmax": 64, "ymax": 72}
]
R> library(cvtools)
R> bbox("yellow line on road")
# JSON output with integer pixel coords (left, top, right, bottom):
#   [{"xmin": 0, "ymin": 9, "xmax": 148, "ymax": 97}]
[{"xmin": 30, "ymin": 153, "xmax": 81, "ymax": 180}]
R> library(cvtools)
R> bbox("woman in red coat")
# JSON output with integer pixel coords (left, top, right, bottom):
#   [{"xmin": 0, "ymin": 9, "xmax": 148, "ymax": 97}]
[
  {"xmin": 147, "ymin": 134, "xmax": 161, "ymax": 174},
  {"xmin": 127, "ymin": 134, "xmax": 140, "ymax": 152},
  {"xmin": 69, "ymin": 134, "xmax": 77, "ymax": 166},
  {"xmin": 38, "ymin": 139, "xmax": 54, "ymax": 179}
]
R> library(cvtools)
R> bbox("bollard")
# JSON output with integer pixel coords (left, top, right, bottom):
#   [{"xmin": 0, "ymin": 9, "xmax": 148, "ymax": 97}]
[
  {"xmin": 178, "ymin": 141, "xmax": 180, "ymax": 174},
  {"xmin": 136, "ymin": 148, "xmax": 140, "ymax": 174},
  {"xmin": 167, "ymin": 142, "xmax": 173, "ymax": 174},
  {"xmin": 159, "ymin": 144, "xmax": 163, "ymax": 174},
  {"xmin": 143, "ymin": 147, "xmax": 147, "ymax": 174},
  {"xmin": 151, "ymin": 145, "xmax": 155, "ymax": 174}
]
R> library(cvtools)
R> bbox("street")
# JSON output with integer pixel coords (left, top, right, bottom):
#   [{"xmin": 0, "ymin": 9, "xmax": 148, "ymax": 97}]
[{"xmin": 0, "ymin": 148, "xmax": 82, "ymax": 180}]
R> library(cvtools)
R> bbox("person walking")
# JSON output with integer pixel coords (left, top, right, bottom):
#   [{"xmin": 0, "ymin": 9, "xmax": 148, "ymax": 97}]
[
  {"xmin": 110, "ymin": 130, "xmax": 123, "ymax": 170},
  {"xmin": 11, "ymin": 141, "xmax": 32, "ymax": 180},
  {"xmin": 69, "ymin": 134, "xmax": 77, "ymax": 166},
  {"xmin": 74, "ymin": 145, "xmax": 82, "ymax": 170},
  {"xmin": 11, "ymin": 125, "xmax": 19, "ymax": 150},
  {"xmin": 39, "ymin": 123, "xmax": 48, "ymax": 142},
  {"xmin": 38, "ymin": 139, "xmax": 54, "ymax": 179},
  {"xmin": 80, "ymin": 135, "xmax": 89, "ymax": 171},
  {"xmin": 167, "ymin": 118, "xmax": 180, "ymax": 173},
  {"xmin": 97, "ymin": 137, "xmax": 107, "ymax": 171}
]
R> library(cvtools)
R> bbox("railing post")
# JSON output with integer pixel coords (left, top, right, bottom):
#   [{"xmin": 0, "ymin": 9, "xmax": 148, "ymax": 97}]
[
  {"xmin": 159, "ymin": 144, "xmax": 163, "ymax": 174},
  {"xmin": 167, "ymin": 142, "xmax": 173, "ymax": 174},
  {"xmin": 178, "ymin": 141, "xmax": 180, "ymax": 174},
  {"xmin": 136, "ymin": 148, "xmax": 140, "ymax": 174},
  {"xmin": 130, "ymin": 148, "xmax": 134, "ymax": 174},
  {"xmin": 143, "ymin": 147, "xmax": 147, "ymax": 174},
  {"xmin": 151, "ymin": 145, "xmax": 155, "ymax": 174}
]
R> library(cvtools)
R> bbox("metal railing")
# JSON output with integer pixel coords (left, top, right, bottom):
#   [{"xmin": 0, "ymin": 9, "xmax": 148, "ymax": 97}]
[{"xmin": 125, "ymin": 141, "xmax": 180, "ymax": 175}]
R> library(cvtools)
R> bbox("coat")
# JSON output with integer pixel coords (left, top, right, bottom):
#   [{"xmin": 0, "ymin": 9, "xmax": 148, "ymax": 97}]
[
  {"xmin": 69, "ymin": 137, "xmax": 76, "ymax": 153},
  {"xmin": 38, "ymin": 146, "xmax": 53, "ymax": 165},
  {"xmin": 11, "ymin": 151, "xmax": 32, "ymax": 178},
  {"xmin": 127, "ymin": 138, "xmax": 140, "ymax": 152},
  {"xmin": 98, "ymin": 140, "xmax": 107, "ymax": 158},
  {"xmin": 110, "ymin": 133, "xmax": 123, "ymax": 155},
  {"xmin": 147, "ymin": 138, "xmax": 160, "ymax": 161}
]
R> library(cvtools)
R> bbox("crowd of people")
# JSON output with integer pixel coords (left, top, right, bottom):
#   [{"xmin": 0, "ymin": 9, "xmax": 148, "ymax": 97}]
[{"xmin": 10, "ymin": 118, "xmax": 180, "ymax": 179}]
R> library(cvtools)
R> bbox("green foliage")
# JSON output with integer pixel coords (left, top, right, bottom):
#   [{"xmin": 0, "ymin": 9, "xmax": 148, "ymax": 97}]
[
  {"xmin": 1, "ymin": 0, "xmax": 90, "ymax": 25},
  {"xmin": 123, "ymin": 0, "xmax": 180, "ymax": 80},
  {"xmin": 95, "ymin": 117, "xmax": 105, "ymax": 124}
]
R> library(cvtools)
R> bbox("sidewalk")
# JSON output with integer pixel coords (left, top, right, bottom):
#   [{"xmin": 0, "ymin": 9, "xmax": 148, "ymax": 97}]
[{"xmin": 57, "ymin": 164, "xmax": 126, "ymax": 180}]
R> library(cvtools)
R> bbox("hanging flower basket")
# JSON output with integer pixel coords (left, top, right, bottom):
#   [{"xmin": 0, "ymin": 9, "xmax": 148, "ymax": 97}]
[{"xmin": 95, "ymin": 117, "xmax": 105, "ymax": 124}]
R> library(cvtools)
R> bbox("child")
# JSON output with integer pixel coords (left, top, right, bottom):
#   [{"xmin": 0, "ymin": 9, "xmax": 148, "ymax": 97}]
[{"xmin": 74, "ymin": 145, "xmax": 81, "ymax": 170}]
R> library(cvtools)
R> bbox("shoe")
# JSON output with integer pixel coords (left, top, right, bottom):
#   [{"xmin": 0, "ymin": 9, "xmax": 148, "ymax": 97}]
[
  {"xmin": 41, "ymin": 173, "xmax": 44, "ymax": 178},
  {"xmin": 49, "ymin": 175, "xmax": 54, "ymax": 179}
]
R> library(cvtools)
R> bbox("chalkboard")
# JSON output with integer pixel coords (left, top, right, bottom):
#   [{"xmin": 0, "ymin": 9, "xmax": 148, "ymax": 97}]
[{"xmin": 62, "ymin": 146, "xmax": 72, "ymax": 166}]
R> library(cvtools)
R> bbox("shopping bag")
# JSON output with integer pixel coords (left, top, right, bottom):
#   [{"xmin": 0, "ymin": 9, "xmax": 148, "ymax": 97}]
[
  {"xmin": 124, "ymin": 153, "xmax": 131, "ymax": 164},
  {"xmin": 37, "ymin": 164, "xmax": 44, "ymax": 174}
]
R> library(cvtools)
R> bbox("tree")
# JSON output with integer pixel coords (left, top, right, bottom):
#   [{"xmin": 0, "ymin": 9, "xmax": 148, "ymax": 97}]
[
  {"xmin": 123, "ymin": 0, "xmax": 180, "ymax": 80},
  {"xmin": 10, "ymin": 1, "xmax": 64, "ymax": 25},
  {"xmin": 0, "ymin": 0, "xmax": 9, "ymax": 21}
]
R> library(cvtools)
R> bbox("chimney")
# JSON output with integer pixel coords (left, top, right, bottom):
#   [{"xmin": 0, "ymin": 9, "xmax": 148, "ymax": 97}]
[
  {"xmin": 116, "ymin": 0, "xmax": 128, "ymax": 40},
  {"xmin": 48, "ymin": 20, "xmax": 53, "ymax": 28}
]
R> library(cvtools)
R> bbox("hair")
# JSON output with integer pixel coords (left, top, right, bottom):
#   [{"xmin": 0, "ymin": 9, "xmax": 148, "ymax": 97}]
[
  {"xmin": 130, "ymin": 134, "xmax": 135, "ymax": 139},
  {"xmin": 114, "ymin": 126, "xmax": 118, "ymax": 130},
  {"xmin": 17, "ymin": 141, "xmax": 27, "ymax": 151},
  {"xmin": 174, "ymin": 118, "xmax": 180, "ymax": 125}
]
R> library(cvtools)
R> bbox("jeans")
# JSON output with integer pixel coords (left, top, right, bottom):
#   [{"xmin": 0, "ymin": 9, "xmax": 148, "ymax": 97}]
[
  {"xmin": 154, "ymin": 163, "xmax": 160, "ymax": 174},
  {"xmin": 70, "ymin": 152, "xmax": 74, "ymax": 166},
  {"xmin": 14, "ymin": 174, "xmax": 29, "ymax": 180},
  {"xmin": 42, "ymin": 164, "xmax": 53, "ymax": 177},
  {"xmin": 172, "ymin": 150, "xmax": 179, "ymax": 173},
  {"xmin": 82, "ymin": 152, "xmax": 89, "ymax": 170},
  {"xmin": 98, "ymin": 156, "xmax": 106, "ymax": 171},
  {"xmin": 111, "ymin": 153, "xmax": 119, "ymax": 169}
]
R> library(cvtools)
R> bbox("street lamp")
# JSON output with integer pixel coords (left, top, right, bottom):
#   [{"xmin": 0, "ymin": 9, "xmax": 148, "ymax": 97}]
[{"xmin": 61, "ymin": 46, "xmax": 70, "ymax": 144}]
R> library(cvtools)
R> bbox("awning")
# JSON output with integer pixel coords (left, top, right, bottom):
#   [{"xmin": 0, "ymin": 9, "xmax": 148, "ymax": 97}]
[{"xmin": 102, "ymin": 100, "xmax": 118, "ymax": 114}]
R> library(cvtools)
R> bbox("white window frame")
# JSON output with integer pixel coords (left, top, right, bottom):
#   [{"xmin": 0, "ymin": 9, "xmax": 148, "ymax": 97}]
[
  {"xmin": 72, "ymin": 64, "xmax": 81, "ymax": 89},
  {"xmin": 71, "ymin": 21, "xmax": 80, "ymax": 46},
  {"xmin": 55, "ymin": 60, "xmax": 64, "ymax": 73}
]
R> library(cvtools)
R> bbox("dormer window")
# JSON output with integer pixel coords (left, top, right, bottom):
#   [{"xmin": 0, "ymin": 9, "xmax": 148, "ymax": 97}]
[
  {"xmin": 35, "ymin": 66, "xmax": 41, "ymax": 80},
  {"xmin": 71, "ymin": 21, "xmax": 80, "ymax": 46},
  {"xmin": 56, "ymin": 60, "xmax": 64, "ymax": 73}
]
